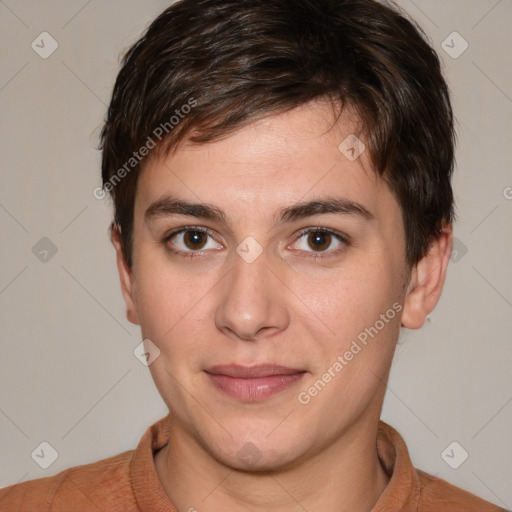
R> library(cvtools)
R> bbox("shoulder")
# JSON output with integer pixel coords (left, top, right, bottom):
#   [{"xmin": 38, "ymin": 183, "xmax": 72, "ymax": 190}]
[
  {"xmin": 417, "ymin": 470, "xmax": 509, "ymax": 512},
  {"xmin": 0, "ymin": 450, "xmax": 137, "ymax": 512}
]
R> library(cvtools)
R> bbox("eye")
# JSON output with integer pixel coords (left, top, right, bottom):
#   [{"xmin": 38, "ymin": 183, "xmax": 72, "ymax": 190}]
[
  {"xmin": 290, "ymin": 228, "xmax": 349, "ymax": 258},
  {"xmin": 163, "ymin": 226, "xmax": 222, "ymax": 257},
  {"xmin": 163, "ymin": 226, "xmax": 349, "ymax": 260}
]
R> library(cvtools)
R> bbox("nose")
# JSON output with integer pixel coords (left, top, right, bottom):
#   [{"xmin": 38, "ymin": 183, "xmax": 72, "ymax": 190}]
[{"xmin": 214, "ymin": 249, "xmax": 290, "ymax": 342}]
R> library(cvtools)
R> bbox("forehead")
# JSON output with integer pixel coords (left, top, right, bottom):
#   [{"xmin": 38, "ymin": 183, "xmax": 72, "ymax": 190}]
[{"xmin": 135, "ymin": 101, "xmax": 399, "ymax": 229}]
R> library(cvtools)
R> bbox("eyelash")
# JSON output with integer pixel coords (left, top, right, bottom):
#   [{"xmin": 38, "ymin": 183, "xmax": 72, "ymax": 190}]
[{"xmin": 162, "ymin": 226, "xmax": 350, "ymax": 260}]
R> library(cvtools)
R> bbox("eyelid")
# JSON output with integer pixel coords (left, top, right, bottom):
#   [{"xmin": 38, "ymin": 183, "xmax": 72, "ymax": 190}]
[
  {"xmin": 290, "ymin": 227, "xmax": 350, "ymax": 258},
  {"xmin": 295, "ymin": 226, "xmax": 350, "ymax": 244},
  {"xmin": 164, "ymin": 225, "xmax": 215, "ymax": 240},
  {"xmin": 163, "ymin": 225, "xmax": 221, "ymax": 252}
]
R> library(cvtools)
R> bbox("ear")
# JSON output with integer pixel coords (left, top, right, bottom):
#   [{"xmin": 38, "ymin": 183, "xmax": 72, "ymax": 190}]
[
  {"xmin": 111, "ymin": 226, "xmax": 140, "ymax": 325},
  {"xmin": 401, "ymin": 224, "xmax": 453, "ymax": 329}
]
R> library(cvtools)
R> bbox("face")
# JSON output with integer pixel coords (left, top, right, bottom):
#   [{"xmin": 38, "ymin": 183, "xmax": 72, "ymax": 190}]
[{"xmin": 116, "ymin": 101, "xmax": 422, "ymax": 471}]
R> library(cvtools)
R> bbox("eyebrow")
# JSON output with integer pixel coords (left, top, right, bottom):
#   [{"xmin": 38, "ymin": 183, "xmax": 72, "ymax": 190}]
[{"xmin": 144, "ymin": 195, "xmax": 374, "ymax": 226}]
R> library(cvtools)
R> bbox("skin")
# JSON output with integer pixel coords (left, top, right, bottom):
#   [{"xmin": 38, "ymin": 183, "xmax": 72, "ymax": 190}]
[{"xmin": 113, "ymin": 100, "xmax": 452, "ymax": 512}]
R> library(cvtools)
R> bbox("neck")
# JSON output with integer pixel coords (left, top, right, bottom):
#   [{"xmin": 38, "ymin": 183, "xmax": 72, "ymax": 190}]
[{"xmin": 155, "ymin": 415, "xmax": 390, "ymax": 512}]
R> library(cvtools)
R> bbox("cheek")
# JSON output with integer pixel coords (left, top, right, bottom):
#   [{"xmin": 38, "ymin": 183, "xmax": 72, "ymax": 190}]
[
  {"xmin": 132, "ymin": 261, "xmax": 218, "ymax": 366},
  {"xmin": 301, "ymin": 263, "xmax": 396, "ymax": 337},
  {"xmin": 135, "ymin": 268, "xmax": 204, "ymax": 395},
  {"xmin": 298, "ymin": 259, "xmax": 403, "ymax": 397},
  {"xmin": 131, "ymin": 264, "xmax": 192, "ymax": 341}
]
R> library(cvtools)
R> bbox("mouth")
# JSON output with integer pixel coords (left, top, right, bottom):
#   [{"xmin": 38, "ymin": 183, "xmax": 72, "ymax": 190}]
[{"xmin": 204, "ymin": 364, "xmax": 307, "ymax": 402}]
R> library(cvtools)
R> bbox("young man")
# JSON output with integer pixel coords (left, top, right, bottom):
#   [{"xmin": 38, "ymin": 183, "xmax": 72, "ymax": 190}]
[{"xmin": 0, "ymin": 0, "xmax": 507, "ymax": 510}]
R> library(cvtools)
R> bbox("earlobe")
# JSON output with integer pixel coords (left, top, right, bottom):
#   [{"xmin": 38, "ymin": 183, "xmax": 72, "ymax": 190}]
[
  {"xmin": 111, "ymin": 227, "xmax": 140, "ymax": 326},
  {"xmin": 401, "ymin": 224, "xmax": 453, "ymax": 329}
]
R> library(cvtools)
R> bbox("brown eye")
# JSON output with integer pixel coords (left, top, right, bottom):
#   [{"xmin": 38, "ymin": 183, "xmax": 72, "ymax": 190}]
[
  {"xmin": 164, "ymin": 227, "xmax": 223, "ymax": 257},
  {"xmin": 183, "ymin": 230, "xmax": 208, "ymax": 250},
  {"xmin": 307, "ymin": 231, "xmax": 332, "ymax": 252},
  {"xmin": 292, "ymin": 228, "xmax": 348, "ymax": 258}
]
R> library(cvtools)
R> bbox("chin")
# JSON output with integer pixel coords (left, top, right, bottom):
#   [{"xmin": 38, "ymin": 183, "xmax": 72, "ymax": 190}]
[
  {"xmin": 216, "ymin": 445, "xmax": 302, "ymax": 473},
  {"xmin": 202, "ymin": 426, "xmax": 307, "ymax": 473}
]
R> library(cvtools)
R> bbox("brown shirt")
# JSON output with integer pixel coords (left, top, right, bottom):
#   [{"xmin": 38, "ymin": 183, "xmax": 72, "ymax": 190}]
[{"xmin": 0, "ymin": 415, "xmax": 507, "ymax": 511}]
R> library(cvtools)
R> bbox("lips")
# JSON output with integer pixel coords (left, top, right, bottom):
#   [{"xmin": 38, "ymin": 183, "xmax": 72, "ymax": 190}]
[
  {"xmin": 204, "ymin": 364, "xmax": 306, "ymax": 401},
  {"xmin": 206, "ymin": 364, "xmax": 304, "ymax": 378}
]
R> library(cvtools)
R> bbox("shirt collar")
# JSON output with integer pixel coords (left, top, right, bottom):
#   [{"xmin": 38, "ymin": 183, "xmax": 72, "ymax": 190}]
[{"xmin": 130, "ymin": 415, "xmax": 421, "ymax": 512}]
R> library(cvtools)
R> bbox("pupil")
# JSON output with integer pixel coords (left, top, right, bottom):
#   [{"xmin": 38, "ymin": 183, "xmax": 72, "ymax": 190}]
[
  {"xmin": 309, "ymin": 232, "xmax": 330, "ymax": 251},
  {"xmin": 185, "ymin": 231, "xmax": 205, "ymax": 249}
]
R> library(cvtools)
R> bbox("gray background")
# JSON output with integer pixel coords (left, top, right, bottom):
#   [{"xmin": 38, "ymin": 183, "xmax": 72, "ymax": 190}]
[{"xmin": 0, "ymin": 0, "xmax": 511, "ymax": 507}]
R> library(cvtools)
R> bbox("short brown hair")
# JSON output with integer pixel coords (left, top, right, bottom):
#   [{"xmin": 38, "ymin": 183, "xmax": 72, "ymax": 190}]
[{"xmin": 100, "ymin": 0, "xmax": 456, "ymax": 269}]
